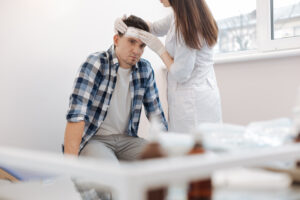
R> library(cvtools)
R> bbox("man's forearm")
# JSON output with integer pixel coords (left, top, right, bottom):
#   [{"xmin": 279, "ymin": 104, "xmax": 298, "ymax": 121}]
[{"xmin": 64, "ymin": 121, "xmax": 85, "ymax": 156}]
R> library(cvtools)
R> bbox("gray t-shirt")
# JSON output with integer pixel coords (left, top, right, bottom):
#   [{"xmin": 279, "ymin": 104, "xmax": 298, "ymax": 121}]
[{"xmin": 96, "ymin": 67, "xmax": 132, "ymax": 136}]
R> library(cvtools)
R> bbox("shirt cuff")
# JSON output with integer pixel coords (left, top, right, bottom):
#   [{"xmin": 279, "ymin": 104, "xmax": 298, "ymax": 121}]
[{"xmin": 66, "ymin": 114, "xmax": 87, "ymax": 123}]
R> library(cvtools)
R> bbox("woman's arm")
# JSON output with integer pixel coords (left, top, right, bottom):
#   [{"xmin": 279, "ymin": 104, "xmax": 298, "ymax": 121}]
[
  {"xmin": 160, "ymin": 51, "xmax": 174, "ymax": 71},
  {"xmin": 138, "ymin": 29, "xmax": 197, "ymax": 82},
  {"xmin": 114, "ymin": 14, "xmax": 172, "ymax": 36},
  {"xmin": 139, "ymin": 29, "xmax": 197, "ymax": 83},
  {"xmin": 160, "ymin": 45, "xmax": 197, "ymax": 84},
  {"xmin": 149, "ymin": 14, "xmax": 173, "ymax": 36}
]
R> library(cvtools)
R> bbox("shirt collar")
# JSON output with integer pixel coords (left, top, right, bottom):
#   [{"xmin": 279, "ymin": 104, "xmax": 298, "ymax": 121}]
[{"xmin": 108, "ymin": 45, "xmax": 139, "ymax": 70}]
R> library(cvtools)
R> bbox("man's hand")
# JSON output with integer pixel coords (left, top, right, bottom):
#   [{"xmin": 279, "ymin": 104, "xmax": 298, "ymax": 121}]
[
  {"xmin": 138, "ymin": 30, "xmax": 166, "ymax": 56},
  {"xmin": 114, "ymin": 15, "xmax": 127, "ymax": 34}
]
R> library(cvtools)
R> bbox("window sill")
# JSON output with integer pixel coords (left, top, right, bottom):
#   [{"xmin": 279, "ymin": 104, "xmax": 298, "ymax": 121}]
[{"xmin": 214, "ymin": 48, "xmax": 300, "ymax": 65}]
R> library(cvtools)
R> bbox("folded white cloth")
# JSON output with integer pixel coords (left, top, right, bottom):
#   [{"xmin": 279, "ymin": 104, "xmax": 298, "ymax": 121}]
[{"xmin": 213, "ymin": 167, "xmax": 292, "ymax": 189}]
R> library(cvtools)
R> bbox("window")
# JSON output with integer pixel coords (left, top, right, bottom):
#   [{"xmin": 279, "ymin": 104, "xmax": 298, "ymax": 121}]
[
  {"xmin": 207, "ymin": 0, "xmax": 257, "ymax": 54},
  {"xmin": 207, "ymin": 0, "xmax": 300, "ymax": 56},
  {"xmin": 272, "ymin": 0, "xmax": 300, "ymax": 39}
]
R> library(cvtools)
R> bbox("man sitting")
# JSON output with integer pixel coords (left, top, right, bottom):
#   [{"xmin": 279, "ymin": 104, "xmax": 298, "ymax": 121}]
[{"xmin": 63, "ymin": 15, "xmax": 168, "ymax": 163}]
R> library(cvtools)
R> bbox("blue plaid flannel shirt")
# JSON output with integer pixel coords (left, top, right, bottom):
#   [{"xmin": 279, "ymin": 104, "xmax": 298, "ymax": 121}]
[{"xmin": 66, "ymin": 45, "xmax": 168, "ymax": 152}]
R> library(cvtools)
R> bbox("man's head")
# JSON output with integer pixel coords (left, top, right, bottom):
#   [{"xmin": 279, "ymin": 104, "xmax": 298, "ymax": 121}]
[{"xmin": 113, "ymin": 15, "xmax": 149, "ymax": 68}]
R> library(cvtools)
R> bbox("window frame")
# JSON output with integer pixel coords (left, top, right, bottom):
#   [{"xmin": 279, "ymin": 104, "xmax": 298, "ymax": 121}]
[
  {"xmin": 257, "ymin": 0, "xmax": 300, "ymax": 52},
  {"xmin": 214, "ymin": 0, "xmax": 300, "ymax": 61}
]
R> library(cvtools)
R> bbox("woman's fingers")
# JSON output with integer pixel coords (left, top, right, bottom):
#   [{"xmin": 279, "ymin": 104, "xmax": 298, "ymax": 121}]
[
  {"xmin": 138, "ymin": 30, "xmax": 151, "ymax": 43},
  {"xmin": 114, "ymin": 17, "xmax": 127, "ymax": 33}
]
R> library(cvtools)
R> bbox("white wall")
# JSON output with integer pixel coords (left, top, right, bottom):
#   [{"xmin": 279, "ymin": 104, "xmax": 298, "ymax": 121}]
[
  {"xmin": 0, "ymin": 0, "xmax": 170, "ymax": 152},
  {"xmin": 215, "ymin": 55, "xmax": 300, "ymax": 125},
  {"xmin": 1, "ymin": 0, "xmax": 300, "ymax": 153}
]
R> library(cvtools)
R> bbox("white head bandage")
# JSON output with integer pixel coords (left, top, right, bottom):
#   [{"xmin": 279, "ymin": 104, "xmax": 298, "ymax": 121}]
[{"xmin": 124, "ymin": 27, "xmax": 141, "ymax": 39}]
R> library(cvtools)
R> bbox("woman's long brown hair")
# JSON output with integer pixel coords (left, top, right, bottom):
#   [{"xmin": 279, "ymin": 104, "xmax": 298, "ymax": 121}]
[{"xmin": 169, "ymin": 0, "xmax": 218, "ymax": 49}]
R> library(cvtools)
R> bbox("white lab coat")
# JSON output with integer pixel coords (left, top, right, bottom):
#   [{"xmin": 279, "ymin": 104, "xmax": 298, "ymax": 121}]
[{"xmin": 151, "ymin": 13, "xmax": 222, "ymax": 133}]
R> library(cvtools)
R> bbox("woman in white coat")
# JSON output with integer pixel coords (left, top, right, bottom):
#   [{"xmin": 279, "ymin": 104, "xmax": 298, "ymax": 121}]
[{"xmin": 116, "ymin": 0, "xmax": 222, "ymax": 133}]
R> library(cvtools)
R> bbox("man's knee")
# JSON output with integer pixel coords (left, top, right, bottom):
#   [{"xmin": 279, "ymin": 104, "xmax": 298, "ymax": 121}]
[{"xmin": 80, "ymin": 140, "xmax": 118, "ymax": 163}]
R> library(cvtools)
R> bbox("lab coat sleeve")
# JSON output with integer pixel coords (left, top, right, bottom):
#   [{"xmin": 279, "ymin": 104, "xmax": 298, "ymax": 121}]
[
  {"xmin": 150, "ymin": 14, "xmax": 173, "ymax": 37},
  {"xmin": 169, "ymin": 41, "xmax": 197, "ymax": 83}
]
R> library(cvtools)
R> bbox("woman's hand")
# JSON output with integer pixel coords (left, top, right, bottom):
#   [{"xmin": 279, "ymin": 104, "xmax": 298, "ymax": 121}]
[
  {"xmin": 138, "ymin": 30, "xmax": 173, "ymax": 70},
  {"xmin": 138, "ymin": 30, "xmax": 166, "ymax": 56},
  {"xmin": 114, "ymin": 15, "xmax": 127, "ymax": 34}
]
